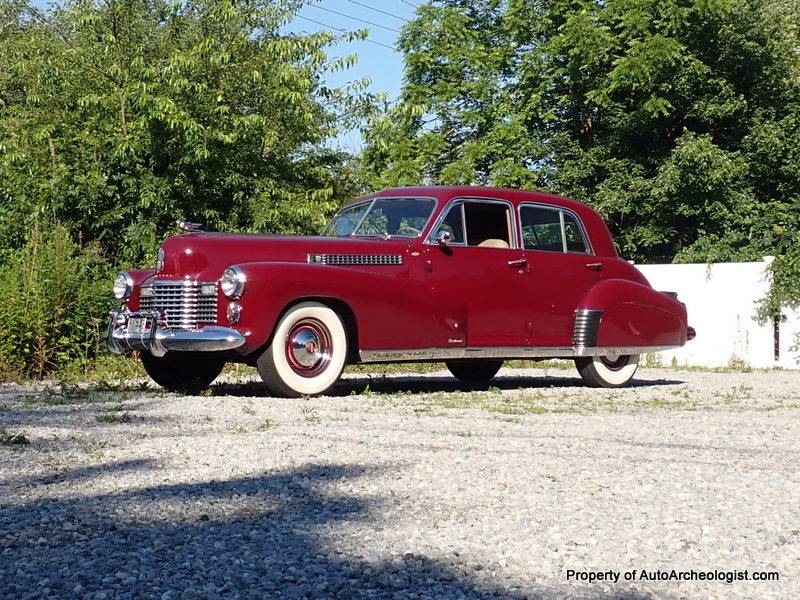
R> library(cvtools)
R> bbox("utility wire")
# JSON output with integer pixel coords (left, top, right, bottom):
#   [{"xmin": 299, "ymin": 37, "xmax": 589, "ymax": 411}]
[
  {"xmin": 398, "ymin": 0, "xmax": 420, "ymax": 8},
  {"xmin": 308, "ymin": 4, "xmax": 402, "ymax": 33},
  {"xmin": 342, "ymin": 0, "xmax": 410, "ymax": 22},
  {"xmin": 295, "ymin": 14, "xmax": 397, "ymax": 50}
]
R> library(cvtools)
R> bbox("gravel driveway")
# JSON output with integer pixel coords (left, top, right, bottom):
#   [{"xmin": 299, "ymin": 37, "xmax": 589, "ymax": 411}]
[{"xmin": 1, "ymin": 366, "xmax": 798, "ymax": 599}]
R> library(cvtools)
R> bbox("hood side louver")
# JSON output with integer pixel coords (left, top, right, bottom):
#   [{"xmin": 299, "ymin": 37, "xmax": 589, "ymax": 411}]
[{"xmin": 307, "ymin": 253, "xmax": 404, "ymax": 266}]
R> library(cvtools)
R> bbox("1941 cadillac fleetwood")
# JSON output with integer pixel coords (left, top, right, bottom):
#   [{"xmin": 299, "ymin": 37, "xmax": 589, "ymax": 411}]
[{"xmin": 107, "ymin": 186, "xmax": 694, "ymax": 396}]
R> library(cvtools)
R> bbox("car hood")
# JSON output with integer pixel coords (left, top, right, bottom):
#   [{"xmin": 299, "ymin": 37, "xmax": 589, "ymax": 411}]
[{"xmin": 152, "ymin": 232, "xmax": 414, "ymax": 280}]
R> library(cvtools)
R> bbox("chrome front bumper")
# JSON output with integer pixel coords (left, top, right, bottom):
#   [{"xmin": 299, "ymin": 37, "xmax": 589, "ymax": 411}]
[{"xmin": 107, "ymin": 310, "xmax": 246, "ymax": 357}]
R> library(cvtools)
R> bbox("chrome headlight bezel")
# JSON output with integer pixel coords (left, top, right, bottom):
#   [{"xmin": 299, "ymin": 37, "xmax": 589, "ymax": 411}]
[
  {"xmin": 113, "ymin": 271, "xmax": 134, "ymax": 300},
  {"xmin": 220, "ymin": 265, "xmax": 246, "ymax": 299}
]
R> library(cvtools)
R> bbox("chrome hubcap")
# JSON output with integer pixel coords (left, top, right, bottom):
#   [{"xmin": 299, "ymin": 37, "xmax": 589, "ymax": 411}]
[
  {"xmin": 600, "ymin": 354, "xmax": 629, "ymax": 371},
  {"xmin": 285, "ymin": 319, "xmax": 332, "ymax": 377}
]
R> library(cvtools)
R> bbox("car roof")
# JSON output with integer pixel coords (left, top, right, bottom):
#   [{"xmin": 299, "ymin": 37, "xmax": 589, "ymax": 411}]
[{"xmin": 371, "ymin": 186, "xmax": 587, "ymax": 211}]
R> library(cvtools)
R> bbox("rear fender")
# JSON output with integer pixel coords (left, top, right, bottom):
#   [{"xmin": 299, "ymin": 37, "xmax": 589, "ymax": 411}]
[{"xmin": 578, "ymin": 279, "xmax": 688, "ymax": 348}]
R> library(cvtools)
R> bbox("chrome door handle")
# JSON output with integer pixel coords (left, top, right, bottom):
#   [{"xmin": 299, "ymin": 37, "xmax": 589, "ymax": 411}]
[
  {"xmin": 585, "ymin": 262, "xmax": 603, "ymax": 271},
  {"xmin": 508, "ymin": 258, "xmax": 528, "ymax": 268}
]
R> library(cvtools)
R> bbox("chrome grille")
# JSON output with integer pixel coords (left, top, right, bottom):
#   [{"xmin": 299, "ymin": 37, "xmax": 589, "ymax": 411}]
[
  {"xmin": 139, "ymin": 280, "xmax": 217, "ymax": 331},
  {"xmin": 307, "ymin": 253, "xmax": 403, "ymax": 266},
  {"xmin": 573, "ymin": 309, "xmax": 603, "ymax": 348}
]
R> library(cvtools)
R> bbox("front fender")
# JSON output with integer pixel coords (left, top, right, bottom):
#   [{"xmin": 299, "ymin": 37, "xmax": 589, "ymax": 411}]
[
  {"xmin": 579, "ymin": 278, "xmax": 688, "ymax": 348},
  {"xmin": 228, "ymin": 261, "xmax": 426, "ymax": 355}
]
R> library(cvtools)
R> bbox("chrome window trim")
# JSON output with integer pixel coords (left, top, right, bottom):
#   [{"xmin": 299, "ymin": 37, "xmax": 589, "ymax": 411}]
[
  {"xmin": 351, "ymin": 198, "xmax": 376, "ymax": 235},
  {"xmin": 324, "ymin": 196, "xmax": 438, "ymax": 238},
  {"xmin": 426, "ymin": 199, "xmax": 468, "ymax": 246},
  {"xmin": 425, "ymin": 196, "xmax": 519, "ymax": 250},
  {"xmin": 517, "ymin": 202, "xmax": 594, "ymax": 255}
]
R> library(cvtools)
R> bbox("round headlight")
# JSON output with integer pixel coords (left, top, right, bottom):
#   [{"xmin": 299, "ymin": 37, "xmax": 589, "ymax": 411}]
[
  {"xmin": 113, "ymin": 271, "xmax": 134, "ymax": 300},
  {"xmin": 220, "ymin": 265, "xmax": 246, "ymax": 299},
  {"xmin": 156, "ymin": 247, "xmax": 165, "ymax": 272}
]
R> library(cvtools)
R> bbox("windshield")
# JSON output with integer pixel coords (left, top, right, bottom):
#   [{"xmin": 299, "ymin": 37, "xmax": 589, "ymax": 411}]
[{"xmin": 323, "ymin": 197, "xmax": 436, "ymax": 238}]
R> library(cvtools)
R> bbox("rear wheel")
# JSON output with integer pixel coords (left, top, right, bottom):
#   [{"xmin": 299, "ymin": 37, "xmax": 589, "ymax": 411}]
[
  {"xmin": 257, "ymin": 302, "xmax": 347, "ymax": 397},
  {"xmin": 446, "ymin": 360, "xmax": 503, "ymax": 385},
  {"xmin": 575, "ymin": 354, "xmax": 639, "ymax": 388},
  {"xmin": 140, "ymin": 351, "xmax": 225, "ymax": 394}
]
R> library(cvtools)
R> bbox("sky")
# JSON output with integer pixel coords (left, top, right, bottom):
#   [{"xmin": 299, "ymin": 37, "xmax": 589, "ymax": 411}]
[{"xmin": 283, "ymin": 0, "xmax": 420, "ymax": 151}]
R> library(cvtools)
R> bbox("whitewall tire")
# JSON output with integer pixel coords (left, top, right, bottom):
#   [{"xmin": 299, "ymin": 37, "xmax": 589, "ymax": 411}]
[
  {"xmin": 575, "ymin": 354, "xmax": 639, "ymax": 388},
  {"xmin": 257, "ymin": 302, "xmax": 347, "ymax": 397}
]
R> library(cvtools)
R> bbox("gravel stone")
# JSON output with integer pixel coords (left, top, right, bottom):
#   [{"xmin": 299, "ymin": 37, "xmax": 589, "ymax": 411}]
[{"xmin": 0, "ymin": 366, "xmax": 798, "ymax": 599}]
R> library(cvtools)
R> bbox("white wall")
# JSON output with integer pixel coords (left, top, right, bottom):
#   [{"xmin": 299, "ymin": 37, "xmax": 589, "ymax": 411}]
[{"xmin": 636, "ymin": 258, "xmax": 799, "ymax": 369}]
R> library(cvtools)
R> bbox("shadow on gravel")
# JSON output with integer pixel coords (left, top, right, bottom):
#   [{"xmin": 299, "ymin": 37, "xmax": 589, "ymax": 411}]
[
  {"xmin": 0, "ymin": 462, "xmax": 653, "ymax": 600},
  {"xmin": 212, "ymin": 374, "xmax": 684, "ymax": 398},
  {"xmin": 4, "ymin": 458, "xmax": 159, "ymax": 488}
]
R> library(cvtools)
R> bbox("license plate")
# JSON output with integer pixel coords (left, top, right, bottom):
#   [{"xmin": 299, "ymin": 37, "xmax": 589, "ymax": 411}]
[{"xmin": 128, "ymin": 317, "xmax": 148, "ymax": 336}]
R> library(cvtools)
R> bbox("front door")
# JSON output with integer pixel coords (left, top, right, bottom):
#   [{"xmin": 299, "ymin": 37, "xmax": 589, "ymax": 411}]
[{"xmin": 424, "ymin": 199, "xmax": 532, "ymax": 348}]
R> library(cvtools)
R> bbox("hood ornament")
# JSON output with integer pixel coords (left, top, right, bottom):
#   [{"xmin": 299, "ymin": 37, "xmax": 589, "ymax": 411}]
[{"xmin": 177, "ymin": 220, "xmax": 203, "ymax": 233}]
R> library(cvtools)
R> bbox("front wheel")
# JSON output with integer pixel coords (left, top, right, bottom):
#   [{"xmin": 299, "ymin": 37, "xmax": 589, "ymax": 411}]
[
  {"xmin": 446, "ymin": 360, "xmax": 503, "ymax": 385},
  {"xmin": 140, "ymin": 351, "xmax": 225, "ymax": 394},
  {"xmin": 257, "ymin": 302, "xmax": 347, "ymax": 397},
  {"xmin": 575, "ymin": 354, "xmax": 639, "ymax": 388}
]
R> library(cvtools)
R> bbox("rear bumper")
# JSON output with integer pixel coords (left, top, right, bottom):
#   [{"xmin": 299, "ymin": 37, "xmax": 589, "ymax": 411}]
[{"xmin": 107, "ymin": 309, "xmax": 246, "ymax": 357}]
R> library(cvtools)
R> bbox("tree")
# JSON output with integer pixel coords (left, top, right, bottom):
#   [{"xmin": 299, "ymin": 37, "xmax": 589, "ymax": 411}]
[
  {"xmin": 0, "ymin": 0, "xmax": 375, "ymax": 265},
  {"xmin": 363, "ymin": 0, "xmax": 800, "ymax": 290}
]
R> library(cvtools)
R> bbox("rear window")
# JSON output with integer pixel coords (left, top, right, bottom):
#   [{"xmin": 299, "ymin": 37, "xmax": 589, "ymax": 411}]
[{"xmin": 520, "ymin": 205, "xmax": 589, "ymax": 253}]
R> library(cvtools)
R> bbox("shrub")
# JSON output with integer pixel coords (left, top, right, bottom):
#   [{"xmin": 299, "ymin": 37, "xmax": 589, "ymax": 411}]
[{"xmin": 0, "ymin": 224, "xmax": 113, "ymax": 379}]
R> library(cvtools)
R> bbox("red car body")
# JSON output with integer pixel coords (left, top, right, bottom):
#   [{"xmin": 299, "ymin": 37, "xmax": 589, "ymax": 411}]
[{"xmin": 108, "ymin": 186, "xmax": 692, "ymax": 394}]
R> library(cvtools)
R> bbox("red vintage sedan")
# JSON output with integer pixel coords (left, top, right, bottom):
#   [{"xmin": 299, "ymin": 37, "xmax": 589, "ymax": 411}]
[{"xmin": 107, "ymin": 186, "xmax": 693, "ymax": 396}]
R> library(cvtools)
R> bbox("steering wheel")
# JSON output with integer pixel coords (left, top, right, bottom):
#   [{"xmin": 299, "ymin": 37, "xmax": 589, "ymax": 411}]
[{"xmin": 395, "ymin": 224, "xmax": 421, "ymax": 236}]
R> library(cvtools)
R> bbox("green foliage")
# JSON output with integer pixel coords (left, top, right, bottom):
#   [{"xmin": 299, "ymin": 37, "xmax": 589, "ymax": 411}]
[
  {"xmin": 364, "ymin": 0, "xmax": 800, "ymax": 302},
  {"xmin": 0, "ymin": 0, "xmax": 377, "ymax": 378},
  {"xmin": 0, "ymin": 0, "xmax": 373, "ymax": 265},
  {"xmin": 0, "ymin": 224, "xmax": 113, "ymax": 378}
]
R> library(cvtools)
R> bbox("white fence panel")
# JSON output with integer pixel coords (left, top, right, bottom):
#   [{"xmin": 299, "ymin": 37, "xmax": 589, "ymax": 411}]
[{"xmin": 635, "ymin": 258, "xmax": 799, "ymax": 369}]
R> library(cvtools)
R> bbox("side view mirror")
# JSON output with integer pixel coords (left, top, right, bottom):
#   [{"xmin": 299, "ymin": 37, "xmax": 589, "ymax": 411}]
[{"xmin": 435, "ymin": 230, "xmax": 452, "ymax": 247}]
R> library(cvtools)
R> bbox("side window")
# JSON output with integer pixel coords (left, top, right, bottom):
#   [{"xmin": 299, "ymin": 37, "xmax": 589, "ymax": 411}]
[
  {"xmin": 520, "ymin": 206, "xmax": 563, "ymax": 252},
  {"xmin": 434, "ymin": 202, "xmax": 466, "ymax": 244},
  {"xmin": 563, "ymin": 212, "xmax": 588, "ymax": 253},
  {"xmin": 463, "ymin": 202, "xmax": 512, "ymax": 248}
]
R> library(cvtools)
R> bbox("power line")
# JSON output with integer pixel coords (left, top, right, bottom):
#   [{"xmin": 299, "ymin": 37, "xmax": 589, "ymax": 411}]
[
  {"xmin": 342, "ymin": 0, "xmax": 410, "ymax": 22},
  {"xmin": 308, "ymin": 4, "xmax": 402, "ymax": 33},
  {"xmin": 398, "ymin": 0, "xmax": 420, "ymax": 8},
  {"xmin": 294, "ymin": 14, "xmax": 397, "ymax": 50}
]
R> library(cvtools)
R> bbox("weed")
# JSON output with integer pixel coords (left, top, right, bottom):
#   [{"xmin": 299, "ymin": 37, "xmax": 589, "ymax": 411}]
[
  {"xmin": 301, "ymin": 406, "xmax": 321, "ymax": 424},
  {"xmin": 95, "ymin": 412, "xmax": 134, "ymax": 423},
  {"xmin": 255, "ymin": 419, "xmax": 275, "ymax": 431},
  {"xmin": 0, "ymin": 426, "xmax": 30, "ymax": 446}
]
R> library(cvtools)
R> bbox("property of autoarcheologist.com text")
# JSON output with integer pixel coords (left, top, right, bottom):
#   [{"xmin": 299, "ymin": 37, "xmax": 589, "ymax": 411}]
[{"xmin": 566, "ymin": 569, "xmax": 780, "ymax": 584}]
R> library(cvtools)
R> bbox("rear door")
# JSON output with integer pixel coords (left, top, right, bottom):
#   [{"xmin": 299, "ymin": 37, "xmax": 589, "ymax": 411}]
[{"xmin": 517, "ymin": 204, "xmax": 603, "ymax": 347}]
